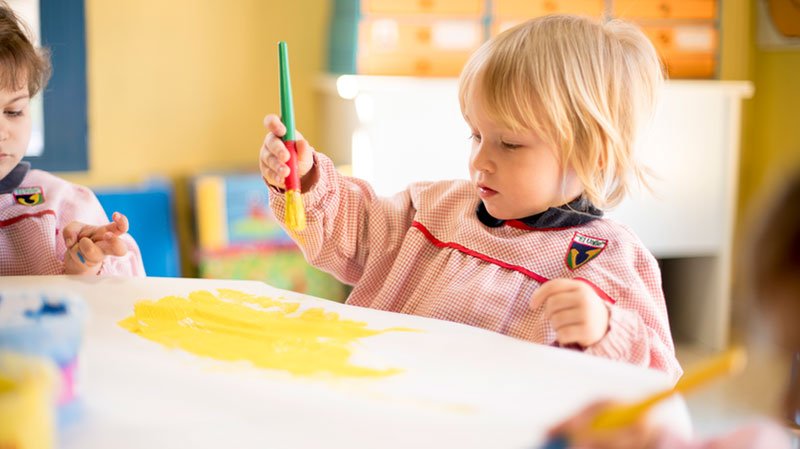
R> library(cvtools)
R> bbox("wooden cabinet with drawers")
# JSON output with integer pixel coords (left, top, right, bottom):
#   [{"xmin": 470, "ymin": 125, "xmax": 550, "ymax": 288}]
[
  {"xmin": 642, "ymin": 25, "xmax": 718, "ymax": 78},
  {"xmin": 328, "ymin": 0, "xmax": 721, "ymax": 79}
]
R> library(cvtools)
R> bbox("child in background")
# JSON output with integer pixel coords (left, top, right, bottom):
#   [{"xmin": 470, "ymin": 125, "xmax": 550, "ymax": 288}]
[
  {"xmin": 0, "ymin": 2, "xmax": 144, "ymax": 276},
  {"xmin": 547, "ymin": 173, "xmax": 800, "ymax": 448},
  {"xmin": 260, "ymin": 15, "xmax": 681, "ymax": 381}
]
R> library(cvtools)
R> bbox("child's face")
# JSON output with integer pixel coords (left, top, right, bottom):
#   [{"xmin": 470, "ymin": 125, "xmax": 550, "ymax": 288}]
[
  {"xmin": 0, "ymin": 85, "xmax": 32, "ymax": 180},
  {"xmin": 464, "ymin": 91, "xmax": 583, "ymax": 219}
]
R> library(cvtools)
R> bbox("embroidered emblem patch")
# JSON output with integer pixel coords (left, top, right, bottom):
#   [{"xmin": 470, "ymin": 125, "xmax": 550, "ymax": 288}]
[
  {"xmin": 565, "ymin": 232, "xmax": 608, "ymax": 270},
  {"xmin": 13, "ymin": 186, "xmax": 45, "ymax": 206}
]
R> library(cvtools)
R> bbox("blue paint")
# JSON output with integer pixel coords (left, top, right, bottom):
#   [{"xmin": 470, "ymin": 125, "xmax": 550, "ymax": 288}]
[
  {"xmin": 539, "ymin": 434, "xmax": 569, "ymax": 449},
  {"xmin": 0, "ymin": 291, "xmax": 86, "ymax": 366},
  {"xmin": 77, "ymin": 250, "xmax": 85, "ymax": 264},
  {"xmin": 24, "ymin": 300, "xmax": 68, "ymax": 319}
]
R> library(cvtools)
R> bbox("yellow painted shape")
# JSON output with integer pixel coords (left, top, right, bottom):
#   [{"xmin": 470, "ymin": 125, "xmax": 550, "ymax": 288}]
[{"xmin": 119, "ymin": 289, "xmax": 413, "ymax": 378}]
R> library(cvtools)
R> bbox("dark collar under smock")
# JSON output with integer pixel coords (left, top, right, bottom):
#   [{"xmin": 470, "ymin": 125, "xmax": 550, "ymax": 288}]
[
  {"xmin": 476, "ymin": 196, "xmax": 603, "ymax": 230},
  {"xmin": 0, "ymin": 162, "xmax": 30, "ymax": 194}
]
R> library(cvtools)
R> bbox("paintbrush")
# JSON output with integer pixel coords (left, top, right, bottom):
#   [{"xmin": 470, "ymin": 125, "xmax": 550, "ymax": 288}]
[
  {"xmin": 278, "ymin": 41, "xmax": 306, "ymax": 232},
  {"xmin": 540, "ymin": 347, "xmax": 747, "ymax": 449}
]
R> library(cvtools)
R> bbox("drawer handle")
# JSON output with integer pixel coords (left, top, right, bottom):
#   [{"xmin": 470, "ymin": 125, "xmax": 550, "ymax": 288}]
[
  {"xmin": 415, "ymin": 59, "xmax": 432, "ymax": 75},
  {"xmin": 416, "ymin": 27, "xmax": 432, "ymax": 44},
  {"xmin": 419, "ymin": 0, "xmax": 434, "ymax": 11},
  {"xmin": 659, "ymin": 2, "xmax": 671, "ymax": 17}
]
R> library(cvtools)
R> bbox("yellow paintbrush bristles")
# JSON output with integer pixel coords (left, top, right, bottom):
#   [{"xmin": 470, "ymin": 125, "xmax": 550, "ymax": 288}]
[{"xmin": 285, "ymin": 190, "xmax": 306, "ymax": 232}]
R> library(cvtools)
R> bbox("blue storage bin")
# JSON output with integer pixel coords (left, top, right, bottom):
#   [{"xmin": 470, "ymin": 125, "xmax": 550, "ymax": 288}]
[{"xmin": 94, "ymin": 179, "xmax": 181, "ymax": 277}]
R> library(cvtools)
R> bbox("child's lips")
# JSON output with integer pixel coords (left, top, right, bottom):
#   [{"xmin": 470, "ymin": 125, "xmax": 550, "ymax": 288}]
[{"xmin": 477, "ymin": 184, "xmax": 497, "ymax": 198}]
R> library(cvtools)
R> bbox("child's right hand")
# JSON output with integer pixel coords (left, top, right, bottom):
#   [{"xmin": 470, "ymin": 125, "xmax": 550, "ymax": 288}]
[
  {"xmin": 259, "ymin": 114, "xmax": 315, "ymax": 190},
  {"xmin": 547, "ymin": 400, "xmax": 662, "ymax": 449},
  {"xmin": 62, "ymin": 212, "xmax": 131, "ymax": 275}
]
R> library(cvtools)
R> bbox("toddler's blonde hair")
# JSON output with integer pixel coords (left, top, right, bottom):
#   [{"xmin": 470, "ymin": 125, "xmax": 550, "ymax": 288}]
[{"xmin": 459, "ymin": 15, "xmax": 663, "ymax": 209}]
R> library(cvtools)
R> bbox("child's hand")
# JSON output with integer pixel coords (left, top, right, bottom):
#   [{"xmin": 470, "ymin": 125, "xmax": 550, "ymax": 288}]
[
  {"xmin": 62, "ymin": 212, "xmax": 131, "ymax": 275},
  {"xmin": 259, "ymin": 113, "xmax": 315, "ymax": 190},
  {"xmin": 547, "ymin": 400, "xmax": 661, "ymax": 449},
  {"xmin": 530, "ymin": 279, "xmax": 610, "ymax": 347}
]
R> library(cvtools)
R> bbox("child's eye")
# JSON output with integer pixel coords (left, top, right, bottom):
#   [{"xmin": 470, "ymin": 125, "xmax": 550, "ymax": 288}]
[
  {"xmin": 469, "ymin": 133, "xmax": 481, "ymax": 143},
  {"xmin": 5, "ymin": 110, "xmax": 23, "ymax": 117},
  {"xmin": 501, "ymin": 141, "xmax": 521, "ymax": 150}
]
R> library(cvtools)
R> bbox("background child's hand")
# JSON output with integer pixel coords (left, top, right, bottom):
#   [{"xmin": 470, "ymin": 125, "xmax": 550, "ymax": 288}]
[
  {"xmin": 530, "ymin": 279, "xmax": 610, "ymax": 347},
  {"xmin": 259, "ymin": 113, "xmax": 315, "ymax": 190},
  {"xmin": 547, "ymin": 400, "xmax": 661, "ymax": 449},
  {"xmin": 62, "ymin": 212, "xmax": 131, "ymax": 275}
]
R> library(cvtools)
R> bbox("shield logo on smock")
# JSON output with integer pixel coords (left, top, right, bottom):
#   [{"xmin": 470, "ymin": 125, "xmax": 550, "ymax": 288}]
[
  {"xmin": 565, "ymin": 232, "xmax": 607, "ymax": 270},
  {"xmin": 13, "ymin": 186, "xmax": 45, "ymax": 206}
]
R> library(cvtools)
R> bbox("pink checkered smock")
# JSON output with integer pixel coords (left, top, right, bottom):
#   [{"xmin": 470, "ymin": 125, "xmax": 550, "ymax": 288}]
[
  {"xmin": 0, "ymin": 163, "xmax": 145, "ymax": 276},
  {"xmin": 269, "ymin": 153, "xmax": 682, "ymax": 382}
]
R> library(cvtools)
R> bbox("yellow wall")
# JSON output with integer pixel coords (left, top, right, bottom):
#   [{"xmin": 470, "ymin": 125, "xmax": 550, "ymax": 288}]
[
  {"xmin": 745, "ymin": 50, "xmax": 800, "ymax": 202},
  {"xmin": 64, "ymin": 0, "xmax": 330, "ymax": 274},
  {"xmin": 55, "ymin": 1, "xmax": 799, "ymax": 276},
  {"xmin": 721, "ymin": 1, "xmax": 800, "ymax": 214}
]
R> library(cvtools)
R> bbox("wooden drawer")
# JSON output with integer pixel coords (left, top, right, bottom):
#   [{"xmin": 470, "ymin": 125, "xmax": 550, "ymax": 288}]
[
  {"xmin": 362, "ymin": 0, "xmax": 484, "ymax": 16},
  {"xmin": 663, "ymin": 57, "xmax": 715, "ymax": 78},
  {"xmin": 642, "ymin": 25, "xmax": 717, "ymax": 56},
  {"xmin": 357, "ymin": 51, "xmax": 472, "ymax": 76},
  {"xmin": 492, "ymin": 0, "xmax": 604, "ymax": 17},
  {"xmin": 613, "ymin": 0, "xmax": 717, "ymax": 20},
  {"xmin": 359, "ymin": 19, "xmax": 482, "ymax": 53},
  {"xmin": 642, "ymin": 26, "xmax": 717, "ymax": 79},
  {"xmin": 357, "ymin": 19, "xmax": 480, "ymax": 77}
]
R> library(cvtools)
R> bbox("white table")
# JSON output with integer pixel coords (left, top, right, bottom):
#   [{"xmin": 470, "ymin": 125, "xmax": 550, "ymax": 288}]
[{"xmin": 2, "ymin": 276, "xmax": 691, "ymax": 449}]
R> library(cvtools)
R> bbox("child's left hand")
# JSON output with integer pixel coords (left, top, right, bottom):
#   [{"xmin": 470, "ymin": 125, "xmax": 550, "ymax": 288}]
[
  {"xmin": 62, "ymin": 212, "xmax": 131, "ymax": 275},
  {"xmin": 529, "ymin": 279, "xmax": 610, "ymax": 347}
]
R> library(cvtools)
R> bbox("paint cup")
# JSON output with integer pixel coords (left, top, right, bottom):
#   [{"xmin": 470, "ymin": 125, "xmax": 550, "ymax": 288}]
[
  {"xmin": 0, "ymin": 351, "xmax": 57, "ymax": 449},
  {"xmin": 0, "ymin": 290, "xmax": 87, "ymax": 424}
]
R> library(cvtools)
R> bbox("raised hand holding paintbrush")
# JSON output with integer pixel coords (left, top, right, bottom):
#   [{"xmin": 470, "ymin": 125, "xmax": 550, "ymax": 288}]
[{"xmin": 259, "ymin": 41, "xmax": 313, "ymax": 232}]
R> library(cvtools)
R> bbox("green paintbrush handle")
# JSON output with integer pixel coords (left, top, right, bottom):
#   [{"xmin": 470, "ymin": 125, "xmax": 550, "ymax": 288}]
[{"xmin": 278, "ymin": 41, "xmax": 295, "ymax": 141}]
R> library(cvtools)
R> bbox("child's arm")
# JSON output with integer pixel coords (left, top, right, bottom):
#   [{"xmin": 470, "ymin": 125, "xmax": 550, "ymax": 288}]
[
  {"xmin": 259, "ymin": 114, "xmax": 417, "ymax": 284},
  {"xmin": 531, "ymin": 246, "xmax": 681, "ymax": 382},
  {"xmin": 581, "ymin": 248, "xmax": 681, "ymax": 382},
  {"xmin": 548, "ymin": 400, "xmax": 792, "ymax": 449}
]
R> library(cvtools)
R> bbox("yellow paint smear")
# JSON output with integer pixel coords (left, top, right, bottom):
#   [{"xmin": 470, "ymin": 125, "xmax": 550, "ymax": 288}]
[{"xmin": 119, "ymin": 289, "xmax": 413, "ymax": 378}]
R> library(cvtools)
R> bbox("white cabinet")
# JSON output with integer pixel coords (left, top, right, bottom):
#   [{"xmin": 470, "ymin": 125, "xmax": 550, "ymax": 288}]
[
  {"xmin": 317, "ymin": 76, "xmax": 753, "ymax": 349},
  {"xmin": 606, "ymin": 81, "xmax": 753, "ymax": 350}
]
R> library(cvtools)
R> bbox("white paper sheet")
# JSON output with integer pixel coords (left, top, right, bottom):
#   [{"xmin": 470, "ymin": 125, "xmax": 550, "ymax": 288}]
[{"xmin": 1, "ymin": 276, "xmax": 691, "ymax": 449}]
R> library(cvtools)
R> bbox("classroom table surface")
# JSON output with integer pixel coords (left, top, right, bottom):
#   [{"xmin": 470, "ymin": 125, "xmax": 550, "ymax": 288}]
[{"xmin": 2, "ymin": 275, "xmax": 692, "ymax": 449}]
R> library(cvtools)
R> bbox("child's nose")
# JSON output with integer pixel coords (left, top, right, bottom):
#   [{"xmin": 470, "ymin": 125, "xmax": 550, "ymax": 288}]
[{"xmin": 470, "ymin": 145, "xmax": 494, "ymax": 174}]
